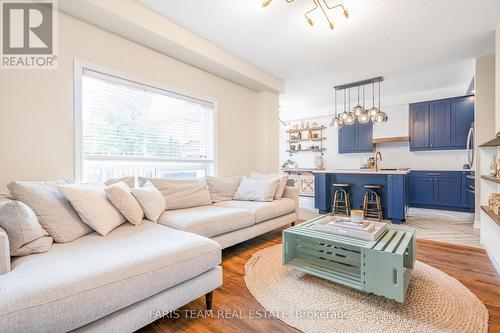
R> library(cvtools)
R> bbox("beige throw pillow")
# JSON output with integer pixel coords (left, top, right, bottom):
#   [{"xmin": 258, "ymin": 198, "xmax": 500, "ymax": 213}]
[
  {"xmin": 248, "ymin": 172, "xmax": 288, "ymax": 199},
  {"xmin": 149, "ymin": 178, "xmax": 212, "ymax": 210},
  {"xmin": 7, "ymin": 180, "xmax": 92, "ymax": 243},
  {"xmin": 131, "ymin": 181, "xmax": 166, "ymax": 222},
  {"xmin": 58, "ymin": 184, "xmax": 125, "ymax": 236},
  {"xmin": 104, "ymin": 176, "xmax": 136, "ymax": 188},
  {"xmin": 105, "ymin": 182, "xmax": 144, "ymax": 226},
  {"xmin": 233, "ymin": 176, "xmax": 279, "ymax": 202},
  {"xmin": 205, "ymin": 176, "xmax": 241, "ymax": 203},
  {"xmin": 0, "ymin": 199, "xmax": 53, "ymax": 256}
]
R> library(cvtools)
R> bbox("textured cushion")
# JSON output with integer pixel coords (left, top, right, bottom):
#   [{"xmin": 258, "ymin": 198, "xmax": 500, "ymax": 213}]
[
  {"xmin": 7, "ymin": 180, "xmax": 92, "ymax": 243},
  {"xmin": 158, "ymin": 205, "xmax": 255, "ymax": 237},
  {"xmin": 214, "ymin": 198, "xmax": 296, "ymax": 223},
  {"xmin": 104, "ymin": 177, "xmax": 136, "ymax": 188},
  {"xmin": 205, "ymin": 176, "xmax": 241, "ymax": 203},
  {"xmin": 0, "ymin": 199, "xmax": 53, "ymax": 256},
  {"xmin": 0, "ymin": 221, "xmax": 221, "ymax": 333},
  {"xmin": 0, "ymin": 227, "xmax": 9, "ymax": 275},
  {"xmin": 150, "ymin": 178, "xmax": 212, "ymax": 210},
  {"xmin": 59, "ymin": 184, "xmax": 125, "ymax": 236},
  {"xmin": 233, "ymin": 176, "xmax": 279, "ymax": 202},
  {"xmin": 131, "ymin": 181, "xmax": 166, "ymax": 223},
  {"xmin": 248, "ymin": 172, "xmax": 288, "ymax": 199},
  {"xmin": 105, "ymin": 182, "xmax": 144, "ymax": 226}
]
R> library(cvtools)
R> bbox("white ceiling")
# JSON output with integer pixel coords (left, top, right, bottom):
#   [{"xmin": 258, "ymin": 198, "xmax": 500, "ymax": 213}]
[{"xmin": 138, "ymin": 0, "xmax": 500, "ymax": 116}]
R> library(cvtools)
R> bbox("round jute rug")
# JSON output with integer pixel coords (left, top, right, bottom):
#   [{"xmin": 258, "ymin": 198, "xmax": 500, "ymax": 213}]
[{"xmin": 244, "ymin": 244, "xmax": 488, "ymax": 333}]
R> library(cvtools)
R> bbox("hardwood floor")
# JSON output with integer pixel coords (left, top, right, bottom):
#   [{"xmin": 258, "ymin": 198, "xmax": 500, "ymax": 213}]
[{"xmin": 138, "ymin": 227, "xmax": 500, "ymax": 333}]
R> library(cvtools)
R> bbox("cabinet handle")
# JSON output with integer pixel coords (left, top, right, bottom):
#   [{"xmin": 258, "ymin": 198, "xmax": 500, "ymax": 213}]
[{"xmin": 427, "ymin": 173, "xmax": 441, "ymax": 176}]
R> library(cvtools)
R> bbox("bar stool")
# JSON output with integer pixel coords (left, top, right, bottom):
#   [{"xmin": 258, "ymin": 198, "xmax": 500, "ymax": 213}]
[
  {"xmin": 332, "ymin": 183, "xmax": 351, "ymax": 216},
  {"xmin": 362, "ymin": 184, "xmax": 383, "ymax": 221}
]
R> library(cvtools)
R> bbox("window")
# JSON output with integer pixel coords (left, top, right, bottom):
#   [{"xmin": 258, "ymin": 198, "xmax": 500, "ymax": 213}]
[{"xmin": 76, "ymin": 63, "xmax": 215, "ymax": 183}]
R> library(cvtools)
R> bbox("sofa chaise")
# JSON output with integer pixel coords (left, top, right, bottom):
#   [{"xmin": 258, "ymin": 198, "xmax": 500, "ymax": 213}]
[{"xmin": 0, "ymin": 176, "xmax": 298, "ymax": 333}]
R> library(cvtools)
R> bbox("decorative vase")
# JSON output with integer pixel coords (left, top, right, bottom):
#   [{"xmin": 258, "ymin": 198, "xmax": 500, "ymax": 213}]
[
  {"xmin": 315, "ymin": 156, "xmax": 325, "ymax": 170},
  {"xmin": 490, "ymin": 155, "xmax": 498, "ymax": 177}
]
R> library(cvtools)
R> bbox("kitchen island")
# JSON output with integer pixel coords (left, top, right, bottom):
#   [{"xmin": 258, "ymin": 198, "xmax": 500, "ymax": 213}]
[{"xmin": 314, "ymin": 169, "xmax": 410, "ymax": 224}]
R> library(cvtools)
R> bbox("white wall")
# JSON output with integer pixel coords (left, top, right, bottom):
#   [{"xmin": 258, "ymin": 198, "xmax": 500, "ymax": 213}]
[
  {"xmin": 0, "ymin": 13, "xmax": 279, "ymax": 191},
  {"xmin": 280, "ymin": 87, "xmax": 470, "ymax": 171},
  {"xmin": 475, "ymin": 54, "xmax": 496, "ymax": 223}
]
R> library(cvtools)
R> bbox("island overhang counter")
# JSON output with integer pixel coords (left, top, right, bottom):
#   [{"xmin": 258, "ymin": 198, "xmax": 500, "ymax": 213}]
[{"xmin": 313, "ymin": 169, "xmax": 410, "ymax": 224}]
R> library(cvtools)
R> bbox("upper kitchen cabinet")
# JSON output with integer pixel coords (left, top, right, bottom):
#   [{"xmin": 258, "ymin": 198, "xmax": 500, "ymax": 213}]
[
  {"xmin": 338, "ymin": 122, "xmax": 374, "ymax": 154},
  {"xmin": 409, "ymin": 95, "xmax": 474, "ymax": 151},
  {"xmin": 450, "ymin": 96, "xmax": 475, "ymax": 148}
]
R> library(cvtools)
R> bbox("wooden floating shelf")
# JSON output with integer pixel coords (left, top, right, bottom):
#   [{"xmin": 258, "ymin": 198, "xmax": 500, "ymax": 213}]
[
  {"xmin": 481, "ymin": 206, "xmax": 500, "ymax": 227},
  {"xmin": 372, "ymin": 136, "xmax": 410, "ymax": 144},
  {"xmin": 286, "ymin": 148, "xmax": 326, "ymax": 153},
  {"xmin": 480, "ymin": 175, "xmax": 500, "ymax": 184},
  {"xmin": 479, "ymin": 132, "xmax": 500, "ymax": 147},
  {"xmin": 287, "ymin": 137, "xmax": 326, "ymax": 143},
  {"xmin": 286, "ymin": 126, "xmax": 326, "ymax": 133}
]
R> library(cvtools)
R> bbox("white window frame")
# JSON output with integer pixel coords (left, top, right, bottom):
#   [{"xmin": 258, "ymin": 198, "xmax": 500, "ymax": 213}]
[{"xmin": 73, "ymin": 59, "xmax": 218, "ymax": 182}]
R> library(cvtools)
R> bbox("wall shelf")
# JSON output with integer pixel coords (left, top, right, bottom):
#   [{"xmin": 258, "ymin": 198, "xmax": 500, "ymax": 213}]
[
  {"xmin": 479, "ymin": 132, "xmax": 500, "ymax": 147},
  {"xmin": 287, "ymin": 137, "xmax": 326, "ymax": 143},
  {"xmin": 481, "ymin": 175, "xmax": 500, "ymax": 184},
  {"xmin": 286, "ymin": 148, "xmax": 326, "ymax": 153},
  {"xmin": 286, "ymin": 126, "xmax": 326, "ymax": 133},
  {"xmin": 372, "ymin": 136, "xmax": 409, "ymax": 144},
  {"xmin": 481, "ymin": 206, "xmax": 500, "ymax": 227}
]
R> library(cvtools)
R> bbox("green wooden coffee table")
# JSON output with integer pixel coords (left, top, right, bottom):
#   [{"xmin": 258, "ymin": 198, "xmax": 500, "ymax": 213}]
[{"xmin": 282, "ymin": 215, "xmax": 416, "ymax": 303}]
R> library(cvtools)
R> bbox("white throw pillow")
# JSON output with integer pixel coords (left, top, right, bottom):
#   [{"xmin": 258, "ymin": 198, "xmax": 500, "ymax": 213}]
[
  {"xmin": 131, "ymin": 181, "xmax": 166, "ymax": 223},
  {"xmin": 233, "ymin": 176, "xmax": 279, "ymax": 202},
  {"xmin": 248, "ymin": 172, "xmax": 288, "ymax": 199},
  {"xmin": 149, "ymin": 178, "xmax": 212, "ymax": 210},
  {"xmin": 105, "ymin": 182, "xmax": 144, "ymax": 226},
  {"xmin": 0, "ymin": 199, "xmax": 53, "ymax": 256},
  {"xmin": 7, "ymin": 180, "xmax": 92, "ymax": 243},
  {"xmin": 58, "ymin": 184, "xmax": 126, "ymax": 236},
  {"xmin": 205, "ymin": 176, "xmax": 241, "ymax": 203}
]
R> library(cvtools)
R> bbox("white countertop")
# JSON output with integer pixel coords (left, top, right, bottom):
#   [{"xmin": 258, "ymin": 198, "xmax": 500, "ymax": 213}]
[{"xmin": 313, "ymin": 169, "xmax": 410, "ymax": 175}]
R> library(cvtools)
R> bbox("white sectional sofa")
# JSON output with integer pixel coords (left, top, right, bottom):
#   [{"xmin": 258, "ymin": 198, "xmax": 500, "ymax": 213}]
[{"xmin": 0, "ymin": 177, "xmax": 298, "ymax": 333}]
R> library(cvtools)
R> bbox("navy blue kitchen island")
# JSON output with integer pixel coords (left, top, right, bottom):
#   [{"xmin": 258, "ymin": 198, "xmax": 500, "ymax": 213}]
[{"xmin": 314, "ymin": 170, "xmax": 409, "ymax": 224}]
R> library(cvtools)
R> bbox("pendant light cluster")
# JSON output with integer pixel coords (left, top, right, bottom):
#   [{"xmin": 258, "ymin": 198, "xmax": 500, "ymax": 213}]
[{"xmin": 330, "ymin": 77, "xmax": 388, "ymax": 129}]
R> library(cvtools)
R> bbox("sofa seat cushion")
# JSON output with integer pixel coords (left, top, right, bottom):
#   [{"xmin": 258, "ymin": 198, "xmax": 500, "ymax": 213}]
[
  {"xmin": 0, "ymin": 221, "xmax": 221, "ymax": 333},
  {"xmin": 158, "ymin": 205, "xmax": 255, "ymax": 237},
  {"xmin": 214, "ymin": 198, "xmax": 296, "ymax": 223}
]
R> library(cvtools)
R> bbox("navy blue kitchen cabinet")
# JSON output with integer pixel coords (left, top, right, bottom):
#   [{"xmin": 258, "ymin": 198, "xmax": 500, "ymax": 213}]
[
  {"xmin": 338, "ymin": 122, "xmax": 374, "ymax": 154},
  {"xmin": 434, "ymin": 174, "xmax": 461, "ymax": 207},
  {"xmin": 451, "ymin": 96, "xmax": 475, "ymax": 148},
  {"xmin": 408, "ymin": 173, "xmax": 434, "ymax": 206},
  {"xmin": 409, "ymin": 171, "xmax": 473, "ymax": 212},
  {"xmin": 429, "ymin": 100, "xmax": 451, "ymax": 149},
  {"xmin": 314, "ymin": 173, "xmax": 332, "ymax": 213},
  {"xmin": 314, "ymin": 172, "xmax": 408, "ymax": 223},
  {"xmin": 387, "ymin": 174, "xmax": 408, "ymax": 223},
  {"xmin": 409, "ymin": 102, "xmax": 429, "ymax": 150},
  {"xmin": 409, "ymin": 95, "xmax": 474, "ymax": 151}
]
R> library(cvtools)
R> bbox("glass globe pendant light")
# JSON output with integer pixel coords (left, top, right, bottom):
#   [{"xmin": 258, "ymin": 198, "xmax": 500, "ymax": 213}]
[
  {"xmin": 358, "ymin": 85, "xmax": 370, "ymax": 123},
  {"xmin": 352, "ymin": 86, "xmax": 364, "ymax": 117},
  {"xmin": 330, "ymin": 88, "xmax": 343, "ymax": 129},
  {"xmin": 340, "ymin": 89, "xmax": 350, "ymax": 121},
  {"xmin": 368, "ymin": 81, "xmax": 379, "ymax": 118},
  {"xmin": 343, "ymin": 88, "xmax": 355, "ymax": 125},
  {"xmin": 373, "ymin": 80, "xmax": 388, "ymax": 125}
]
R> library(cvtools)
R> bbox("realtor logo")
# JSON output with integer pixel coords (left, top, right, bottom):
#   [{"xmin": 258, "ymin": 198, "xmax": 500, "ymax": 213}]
[{"xmin": 1, "ymin": 0, "xmax": 58, "ymax": 69}]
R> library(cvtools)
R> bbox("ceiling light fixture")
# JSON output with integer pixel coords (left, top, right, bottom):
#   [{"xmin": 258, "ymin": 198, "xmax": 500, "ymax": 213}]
[
  {"xmin": 263, "ymin": 0, "xmax": 349, "ymax": 31},
  {"xmin": 330, "ymin": 77, "xmax": 387, "ymax": 128}
]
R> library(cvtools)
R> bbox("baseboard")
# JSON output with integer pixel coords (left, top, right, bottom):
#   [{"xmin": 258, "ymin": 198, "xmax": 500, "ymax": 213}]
[
  {"xmin": 482, "ymin": 241, "xmax": 500, "ymax": 274},
  {"xmin": 473, "ymin": 219, "xmax": 480, "ymax": 229}
]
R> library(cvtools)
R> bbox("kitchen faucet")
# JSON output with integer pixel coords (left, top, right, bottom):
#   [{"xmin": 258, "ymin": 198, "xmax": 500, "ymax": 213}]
[{"xmin": 374, "ymin": 151, "xmax": 382, "ymax": 171}]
